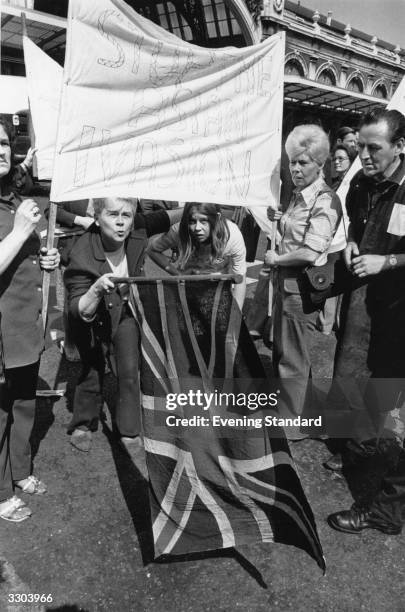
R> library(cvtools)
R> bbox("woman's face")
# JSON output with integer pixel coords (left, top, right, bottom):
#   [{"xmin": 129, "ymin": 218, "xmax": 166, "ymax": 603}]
[
  {"xmin": 289, "ymin": 152, "xmax": 321, "ymax": 190},
  {"xmin": 333, "ymin": 148, "xmax": 351, "ymax": 176},
  {"xmin": 188, "ymin": 210, "xmax": 212, "ymax": 243},
  {"xmin": 96, "ymin": 198, "xmax": 134, "ymax": 250},
  {"xmin": 0, "ymin": 126, "xmax": 11, "ymax": 179}
]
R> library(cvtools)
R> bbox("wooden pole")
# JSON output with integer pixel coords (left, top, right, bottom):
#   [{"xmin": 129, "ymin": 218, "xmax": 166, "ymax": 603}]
[
  {"xmin": 21, "ymin": 11, "xmax": 28, "ymax": 37},
  {"xmin": 267, "ymin": 219, "xmax": 278, "ymax": 316},
  {"xmin": 111, "ymin": 273, "xmax": 243, "ymax": 284},
  {"xmin": 41, "ymin": 202, "xmax": 57, "ymax": 330}
]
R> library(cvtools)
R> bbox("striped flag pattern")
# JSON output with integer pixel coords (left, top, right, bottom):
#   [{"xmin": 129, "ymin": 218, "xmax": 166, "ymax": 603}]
[{"xmin": 130, "ymin": 278, "xmax": 325, "ymax": 570}]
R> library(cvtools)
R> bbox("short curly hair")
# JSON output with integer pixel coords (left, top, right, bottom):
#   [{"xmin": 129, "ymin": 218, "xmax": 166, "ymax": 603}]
[
  {"xmin": 92, "ymin": 197, "xmax": 138, "ymax": 218},
  {"xmin": 285, "ymin": 124, "xmax": 330, "ymax": 166}
]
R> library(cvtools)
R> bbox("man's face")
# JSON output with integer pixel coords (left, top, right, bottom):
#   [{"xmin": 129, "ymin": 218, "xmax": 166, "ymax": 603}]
[
  {"xmin": 342, "ymin": 132, "xmax": 357, "ymax": 151},
  {"xmin": 357, "ymin": 120, "xmax": 404, "ymax": 178}
]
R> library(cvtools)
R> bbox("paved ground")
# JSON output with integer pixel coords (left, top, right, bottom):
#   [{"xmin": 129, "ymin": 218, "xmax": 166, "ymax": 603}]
[{"xmin": 0, "ymin": 204, "xmax": 404, "ymax": 611}]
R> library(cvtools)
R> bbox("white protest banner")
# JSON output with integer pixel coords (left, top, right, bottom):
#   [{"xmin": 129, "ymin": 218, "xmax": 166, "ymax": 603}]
[
  {"xmin": 0, "ymin": 75, "xmax": 28, "ymax": 113},
  {"xmin": 50, "ymin": 0, "xmax": 284, "ymax": 206},
  {"xmin": 330, "ymin": 75, "xmax": 405, "ymax": 252},
  {"xmin": 22, "ymin": 36, "xmax": 63, "ymax": 180}
]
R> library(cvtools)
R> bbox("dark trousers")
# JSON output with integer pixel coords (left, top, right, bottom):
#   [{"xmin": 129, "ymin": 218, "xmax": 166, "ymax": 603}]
[
  {"xmin": 0, "ymin": 362, "xmax": 39, "ymax": 502},
  {"xmin": 345, "ymin": 438, "xmax": 405, "ymax": 530},
  {"xmin": 371, "ymin": 444, "xmax": 405, "ymax": 529},
  {"xmin": 68, "ymin": 308, "xmax": 141, "ymax": 437}
]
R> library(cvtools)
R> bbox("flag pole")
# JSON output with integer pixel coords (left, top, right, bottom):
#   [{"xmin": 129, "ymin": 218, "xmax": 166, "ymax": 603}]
[
  {"xmin": 21, "ymin": 11, "xmax": 28, "ymax": 37},
  {"xmin": 41, "ymin": 202, "xmax": 57, "ymax": 331},
  {"xmin": 267, "ymin": 219, "xmax": 277, "ymax": 317},
  {"xmin": 111, "ymin": 273, "xmax": 244, "ymax": 284},
  {"xmin": 21, "ymin": 13, "xmax": 57, "ymax": 332}
]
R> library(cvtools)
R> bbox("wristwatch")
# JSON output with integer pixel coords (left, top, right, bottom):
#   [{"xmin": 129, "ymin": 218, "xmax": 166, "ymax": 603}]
[{"xmin": 388, "ymin": 254, "xmax": 398, "ymax": 268}]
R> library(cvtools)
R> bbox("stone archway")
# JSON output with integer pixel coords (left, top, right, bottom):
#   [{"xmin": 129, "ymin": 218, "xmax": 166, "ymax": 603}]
[{"xmin": 223, "ymin": 0, "xmax": 261, "ymax": 44}]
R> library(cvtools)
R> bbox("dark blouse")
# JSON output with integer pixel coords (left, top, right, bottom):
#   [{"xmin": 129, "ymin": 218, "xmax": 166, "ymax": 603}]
[{"xmin": 0, "ymin": 190, "xmax": 43, "ymax": 368}]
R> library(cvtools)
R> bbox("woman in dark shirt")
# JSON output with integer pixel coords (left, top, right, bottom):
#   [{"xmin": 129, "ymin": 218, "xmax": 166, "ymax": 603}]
[{"xmin": 0, "ymin": 118, "xmax": 59, "ymax": 522}]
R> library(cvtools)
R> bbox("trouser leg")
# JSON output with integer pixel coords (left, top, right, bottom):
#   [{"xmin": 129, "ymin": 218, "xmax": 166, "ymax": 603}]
[
  {"xmin": 0, "ymin": 363, "xmax": 39, "ymax": 497},
  {"xmin": 111, "ymin": 311, "xmax": 141, "ymax": 437},
  {"xmin": 0, "ymin": 383, "xmax": 13, "ymax": 502},
  {"xmin": 369, "ymin": 444, "xmax": 405, "ymax": 529},
  {"xmin": 68, "ymin": 341, "xmax": 105, "ymax": 433},
  {"xmin": 273, "ymin": 289, "xmax": 318, "ymax": 419}
]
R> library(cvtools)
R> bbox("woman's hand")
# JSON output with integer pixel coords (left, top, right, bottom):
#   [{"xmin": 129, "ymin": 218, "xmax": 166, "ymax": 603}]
[
  {"xmin": 14, "ymin": 199, "xmax": 41, "ymax": 238},
  {"xmin": 351, "ymin": 254, "xmax": 386, "ymax": 278},
  {"xmin": 343, "ymin": 241, "xmax": 359, "ymax": 270},
  {"xmin": 39, "ymin": 247, "xmax": 60, "ymax": 271},
  {"xmin": 78, "ymin": 273, "xmax": 116, "ymax": 321},
  {"xmin": 264, "ymin": 250, "xmax": 278, "ymax": 267},
  {"xmin": 267, "ymin": 207, "xmax": 283, "ymax": 222},
  {"xmin": 91, "ymin": 273, "xmax": 116, "ymax": 297}
]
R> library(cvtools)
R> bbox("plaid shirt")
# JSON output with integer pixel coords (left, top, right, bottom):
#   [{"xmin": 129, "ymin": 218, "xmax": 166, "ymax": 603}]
[{"xmin": 279, "ymin": 177, "xmax": 342, "ymax": 266}]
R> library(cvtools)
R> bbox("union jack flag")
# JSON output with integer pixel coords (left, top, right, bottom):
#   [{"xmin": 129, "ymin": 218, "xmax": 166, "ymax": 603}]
[{"xmin": 130, "ymin": 277, "xmax": 325, "ymax": 570}]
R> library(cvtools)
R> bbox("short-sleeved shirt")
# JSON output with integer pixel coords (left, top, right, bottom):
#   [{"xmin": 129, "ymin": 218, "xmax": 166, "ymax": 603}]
[
  {"xmin": 279, "ymin": 177, "xmax": 342, "ymax": 266},
  {"xmin": 150, "ymin": 219, "xmax": 247, "ymax": 276},
  {"xmin": 0, "ymin": 191, "xmax": 43, "ymax": 368}
]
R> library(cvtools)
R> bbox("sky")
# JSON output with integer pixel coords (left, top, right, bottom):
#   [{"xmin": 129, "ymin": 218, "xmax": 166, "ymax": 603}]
[{"xmin": 298, "ymin": 0, "xmax": 405, "ymax": 46}]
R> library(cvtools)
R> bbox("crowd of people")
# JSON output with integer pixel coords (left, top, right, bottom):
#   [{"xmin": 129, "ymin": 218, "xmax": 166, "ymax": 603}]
[{"xmin": 0, "ymin": 106, "xmax": 404, "ymax": 540}]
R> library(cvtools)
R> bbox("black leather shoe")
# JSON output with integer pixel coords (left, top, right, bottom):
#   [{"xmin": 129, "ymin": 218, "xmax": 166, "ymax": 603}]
[{"xmin": 327, "ymin": 507, "xmax": 401, "ymax": 535}]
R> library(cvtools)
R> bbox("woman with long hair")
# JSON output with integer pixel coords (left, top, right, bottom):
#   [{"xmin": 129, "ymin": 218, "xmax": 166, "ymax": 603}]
[
  {"xmin": 0, "ymin": 117, "xmax": 59, "ymax": 521},
  {"xmin": 147, "ymin": 202, "xmax": 246, "ymax": 309}
]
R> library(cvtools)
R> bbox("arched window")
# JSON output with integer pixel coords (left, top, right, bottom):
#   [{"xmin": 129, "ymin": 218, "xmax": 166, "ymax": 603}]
[
  {"xmin": 374, "ymin": 84, "xmax": 388, "ymax": 99},
  {"xmin": 347, "ymin": 77, "xmax": 363, "ymax": 93},
  {"xmin": 318, "ymin": 70, "xmax": 336, "ymax": 86},
  {"xmin": 285, "ymin": 59, "xmax": 304, "ymax": 77}
]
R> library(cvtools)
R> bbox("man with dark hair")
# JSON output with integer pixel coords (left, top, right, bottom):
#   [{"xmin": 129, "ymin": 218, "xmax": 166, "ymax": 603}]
[
  {"xmin": 327, "ymin": 108, "xmax": 405, "ymax": 535},
  {"xmin": 335, "ymin": 126, "xmax": 358, "ymax": 152}
]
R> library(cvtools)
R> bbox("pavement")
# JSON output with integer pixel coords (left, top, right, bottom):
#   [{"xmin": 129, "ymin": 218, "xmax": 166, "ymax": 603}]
[{"xmin": 0, "ymin": 204, "xmax": 404, "ymax": 611}]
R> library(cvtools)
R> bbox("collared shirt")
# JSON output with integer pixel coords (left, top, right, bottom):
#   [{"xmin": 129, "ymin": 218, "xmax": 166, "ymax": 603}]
[
  {"xmin": 347, "ymin": 155, "xmax": 405, "ymax": 254},
  {"xmin": 279, "ymin": 176, "xmax": 342, "ymax": 266},
  {"xmin": 0, "ymin": 191, "xmax": 43, "ymax": 368}
]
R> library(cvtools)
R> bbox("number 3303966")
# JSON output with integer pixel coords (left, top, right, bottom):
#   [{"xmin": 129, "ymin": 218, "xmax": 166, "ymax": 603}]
[{"xmin": 8, "ymin": 593, "xmax": 53, "ymax": 603}]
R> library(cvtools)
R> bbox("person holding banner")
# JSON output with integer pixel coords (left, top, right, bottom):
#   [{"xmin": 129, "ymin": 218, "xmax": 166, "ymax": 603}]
[
  {"xmin": 64, "ymin": 197, "xmax": 182, "ymax": 454},
  {"xmin": 0, "ymin": 118, "xmax": 60, "ymax": 521},
  {"xmin": 264, "ymin": 124, "xmax": 342, "ymax": 439},
  {"xmin": 147, "ymin": 202, "xmax": 247, "ymax": 310}
]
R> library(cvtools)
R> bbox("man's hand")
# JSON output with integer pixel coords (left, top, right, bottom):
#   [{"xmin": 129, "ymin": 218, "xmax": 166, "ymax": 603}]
[
  {"xmin": 267, "ymin": 207, "xmax": 283, "ymax": 222},
  {"xmin": 264, "ymin": 250, "xmax": 278, "ymax": 267},
  {"xmin": 343, "ymin": 241, "xmax": 359, "ymax": 270},
  {"xmin": 351, "ymin": 254, "xmax": 386, "ymax": 278},
  {"xmin": 14, "ymin": 199, "xmax": 41, "ymax": 238}
]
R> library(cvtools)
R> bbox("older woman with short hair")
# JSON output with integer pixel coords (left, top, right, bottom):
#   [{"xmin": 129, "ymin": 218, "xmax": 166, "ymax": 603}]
[
  {"xmin": 64, "ymin": 197, "xmax": 182, "ymax": 455},
  {"xmin": 264, "ymin": 124, "xmax": 342, "ymax": 438}
]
